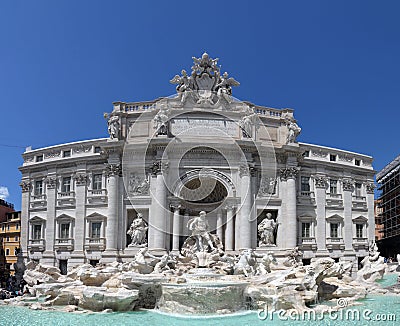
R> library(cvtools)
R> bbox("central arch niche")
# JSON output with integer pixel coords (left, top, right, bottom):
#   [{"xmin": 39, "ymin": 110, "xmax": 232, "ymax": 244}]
[{"xmin": 180, "ymin": 177, "xmax": 228, "ymax": 204}]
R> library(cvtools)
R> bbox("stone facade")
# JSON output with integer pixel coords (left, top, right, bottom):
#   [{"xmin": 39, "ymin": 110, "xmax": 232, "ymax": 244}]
[{"xmin": 19, "ymin": 54, "xmax": 375, "ymax": 274}]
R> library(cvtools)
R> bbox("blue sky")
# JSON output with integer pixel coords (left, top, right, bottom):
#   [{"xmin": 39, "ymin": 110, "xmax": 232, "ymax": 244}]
[{"xmin": 1, "ymin": 1, "xmax": 400, "ymax": 210}]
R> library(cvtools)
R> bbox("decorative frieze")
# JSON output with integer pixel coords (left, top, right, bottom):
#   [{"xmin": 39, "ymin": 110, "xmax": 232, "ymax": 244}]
[
  {"xmin": 73, "ymin": 145, "xmax": 92, "ymax": 154},
  {"xmin": 366, "ymin": 182, "xmax": 376, "ymax": 194},
  {"xmin": 128, "ymin": 173, "xmax": 150, "ymax": 196},
  {"xmin": 44, "ymin": 151, "xmax": 61, "ymax": 159},
  {"xmin": 279, "ymin": 167, "xmax": 299, "ymax": 180},
  {"xmin": 258, "ymin": 176, "xmax": 277, "ymax": 196},
  {"xmin": 20, "ymin": 180, "xmax": 31, "ymax": 192},
  {"xmin": 74, "ymin": 173, "xmax": 88, "ymax": 186},
  {"xmin": 311, "ymin": 150, "xmax": 328, "ymax": 158},
  {"xmin": 24, "ymin": 156, "xmax": 34, "ymax": 163},
  {"xmin": 338, "ymin": 154, "xmax": 353, "ymax": 163},
  {"xmin": 314, "ymin": 175, "xmax": 328, "ymax": 189},
  {"xmin": 342, "ymin": 178, "xmax": 354, "ymax": 192},
  {"xmin": 44, "ymin": 176, "xmax": 57, "ymax": 189}
]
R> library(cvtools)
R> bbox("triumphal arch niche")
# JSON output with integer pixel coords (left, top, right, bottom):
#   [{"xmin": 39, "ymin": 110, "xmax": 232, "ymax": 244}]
[{"xmin": 120, "ymin": 52, "xmax": 290, "ymax": 256}]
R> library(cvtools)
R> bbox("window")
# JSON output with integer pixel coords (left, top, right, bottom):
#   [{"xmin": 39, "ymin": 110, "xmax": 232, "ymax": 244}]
[
  {"xmin": 330, "ymin": 223, "xmax": 339, "ymax": 238},
  {"xmin": 355, "ymin": 159, "xmax": 361, "ymax": 166},
  {"xmin": 60, "ymin": 223, "xmax": 70, "ymax": 239},
  {"xmin": 33, "ymin": 224, "xmax": 42, "ymax": 240},
  {"xmin": 301, "ymin": 176, "xmax": 310, "ymax": 192},
  {"xmin": 16, "ymin": 223, "xmax": 19, "ymax": 230},
  {"xmin": 1, "ymin": 225, "xmax": 4, "ymax": 231},
  {"xmin": 36, "ymin": 155, "xmax": 43, "ymax": 162},
  {"xmin": 63, "ymin": 150, "xmax": 71, "ymax": 158},
  {"xmin": 330, "ymin": 179, "xmax": 338, "ymax": 194},
  {"xmin": 34, "ymin": 180, "xmax": 43, "ymax": 196},
  {"xmin": 356, "ymin": 224, "xmax": 363, "ymax": 238},
  {"xmin": 91, "ymin": 222, "xmax": 101, "ymax": 238},
  {"xmin": 92, "ymin": 174, "xmax": 102, "ymax": 190},
  {"xmin": 355, "ymin": 183, "xmax": 362, "ymax": 197},
  {"xmin": 301, "ymin": 222, "xmax": 311, "ymax": 238},
  {"xmin": 303, "ymin": 151, "xmax": 310, "ymax": 157},
  {"xmin": 330, "ymin": 154, "xmax": 337, "ymax": 162},
  {"xmin": 61, "ymin": 177, "xmax": 71, "ymax": 193},
  {"xmin": 5, "ymin": 248, "xmax": 9, "ymax": 255},
  {"xmin": 6, "ymin": 236, "xmax": 9, "ymax": 241},
  {"xmin": 7, "ymin": 225, "xmax": 10, "ymax": 231},
  {"xmin": 94, "ymin": 146, "xmax": 101, "ymax": 153}
]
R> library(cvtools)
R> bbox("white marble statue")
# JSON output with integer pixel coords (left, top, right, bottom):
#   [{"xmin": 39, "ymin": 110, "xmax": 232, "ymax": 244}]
[
  {"xmin": 283, "ymin": 247, "xmax": 303, "ymax": 267},
  {"xmin": 257, "ymin": 252, "xmax": 278, "ymax": 275},
  {"xmin": 258, "ymin": 213, "xmax": 278, "ymax": 246},
  {"xmin": 239, "ymin": 111, "xmax": 256, "ymax": 138},
  {"xmin": 153, "ymin": 107, "xmax": 169, "ymax": 136},
  {"xmin": 187, "ymin": 211, "xmax": 215, "ymax": 252},
  {"xmin": 127, "ymin": 213, "xmax": 148, "ymax": 246},
  {"xmin": 107, "ymin": 115, "xmax": 120, "ymax": 140},
  {"xmin": 286, "ymin": 117, "xmax": 301, "ymax": 144},
  {"xmin": 234, "ymin": 249, "xmax": 264, "ymax": 277}
]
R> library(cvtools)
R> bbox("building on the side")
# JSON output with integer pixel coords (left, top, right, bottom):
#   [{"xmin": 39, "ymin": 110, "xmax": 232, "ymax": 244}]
[
  {"xmin": 374, "ymin": 199, "xmax": 384, "ymax": 241},
  {"xmin": 19, "ymin": 54, "xmax": 375, "ymax": 274},
  {"xmin": 0, "ymin": 211, "xmax": 21, "ymax": 277},
  {"xmin": 376, "ymin": 155, "xmax": 400, "ymax": 258},
  {"xmin": 0, "ymin": 199, "xmax": 14, "ymax": 219}
]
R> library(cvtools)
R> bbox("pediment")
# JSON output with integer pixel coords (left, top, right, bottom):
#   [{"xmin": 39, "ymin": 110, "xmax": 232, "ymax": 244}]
[
  {"xmin": 30, "ymin": 215, "xmax": 45, "ymax": 222},
  {"xmin": 56, "ymin": 214, "xmax": 75, "ymax": 220},
  {"xmin": 326, "ymin": 214, "xmax": 343, "ymax": 221},
  {"xmin": 86, "ymin": 212, "xmax": 107, "ymax": 220}
]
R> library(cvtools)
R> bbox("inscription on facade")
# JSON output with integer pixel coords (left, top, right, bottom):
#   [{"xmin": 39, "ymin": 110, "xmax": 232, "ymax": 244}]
[{"xmin": 171, "ymin": 119, "xmax": 238, "ymax": 137}]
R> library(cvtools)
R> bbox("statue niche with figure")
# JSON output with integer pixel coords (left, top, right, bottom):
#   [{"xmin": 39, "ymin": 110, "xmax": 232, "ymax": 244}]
[
  {"xmin": 258, "ymin": 213, "xmax": 279, "ymax": 246},
  {"xmin": 127, "ymin": 213, "xmax": 148, "ymax": 247}
]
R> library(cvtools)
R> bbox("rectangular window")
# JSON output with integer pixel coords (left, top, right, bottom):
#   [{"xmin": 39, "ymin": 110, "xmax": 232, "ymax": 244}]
[
  {"xmin": 6, "ymin": 236, "xmax": 9, "ymax": 241},
  {"xmin": 7, "ymin": 225, "xmax": 10, "ymax": 231},
  {"xmin": 330, "ymin": 223, "xmax": 339, "ymax": 238},
  {"xmin": 15, "ymin": 236, "xmax": 18, "ymax": 241},
  {"xmin": 34, "ymin": 180, "xmax": 43, "ymax": 196},
  {"xmin": 92, "ymin": 174, "xmax": 102, "ymax": 190},
  {"xmin": 330, "ymin": 154, "xmax": 337, "ymax": 162},
  {"xmin": 5, "ymin": 248, "xmax": 9, "ymax": 256},
  {"xmin": 36, "ymin": 155, "xmax": 43, "ymax": 162},
  {"xmin": 33, "ymin": 224, "xmax": 42, "ymax": 240},
  {"xmin": 16, "ymin": 223, "xmax": 19, "ymax": 230},
  {"xmin": 63, "ymin": 150, "xmax": 71, "ymax": 158},
  {"xmin": 356, "ymin": 224, "xmax": 363, "ymax": 238},
  {"xmin": 61, "ymin": 177, "xmax": 71, "ymax": 193},
  {"xmin": 355, "ymin": 159, "xmax": 361, "ymax": 166},
  {"xmin": 60, "ymin": 223, "xmax": 70, "ymax": 239},
  {"xmin": 91, "ymin": 222, "xmax": 101, "ymax": 238},
  {"xmin": 301, "ymin": 222, "xmax": 311, "ymax": 238},
  {"xmin": 330, "ymin": 179, "xmax": 338, "ymax": 194},
  {"xmin": 94, "ymin": 146, "xmax": 101, "ymax": 153},
  {"xmin": 303, "ymin": 151, "xmax": 310, "ymax": 157},
  {"xmin": 301, "ymin": 176, "xmax": 310, "ymax": 192}
]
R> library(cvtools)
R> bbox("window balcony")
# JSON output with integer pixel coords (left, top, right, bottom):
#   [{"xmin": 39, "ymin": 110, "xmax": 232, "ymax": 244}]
[
  {"xmin": 297, "ymin": 191, "xmax": 315, "ymax": 205},
  {"xmin": 84, "ymin": 237, "xmax": 106, "ymax": 251},
  {"xmin": 57, "ymin": 191, "xmax": 76, "ymax": 206},
  {"xmin": 352, "ymin": 196, "xmax": 367, "ymax": 209},
  {"xmin": 299, "ymin": 237, "xmax": 317, "ymax": 250},
  {"xmin": 87, "ymin": 189, "xmax": 108, "ymax": 204},
  {"xmin": 326, "ymin": 237, "xmax": 345, "ymax": 250},
  {"xmin": 54, "ymin": 238, "xmax": 74, "ymax": 251},
  {"xmin": 352, "ymin": 237, "xmax": 368, "ymax": 250},
  {"xmin": 28, "ymin": 239, "xmax": 46, "ymax": 251},
  {"xmin": 30, "ymin": 194, "xmax": 47, "ymax": 208},
  {"xmin": 326, "ymin": 193, "xmax": 343, "ymax": 207}
]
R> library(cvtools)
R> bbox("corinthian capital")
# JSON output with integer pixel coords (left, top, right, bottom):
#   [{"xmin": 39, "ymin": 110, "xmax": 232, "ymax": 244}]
[
  {"xmin": 105, "ymin": 163, "xmax": 121, "ymax": 176},
  {"xmin": 279, "ymin": 167, "xmax": 299, "ymax": 180}
]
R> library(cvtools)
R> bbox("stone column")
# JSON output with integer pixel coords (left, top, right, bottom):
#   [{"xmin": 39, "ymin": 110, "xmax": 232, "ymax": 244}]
[
  {"xmin": 171, "ymin": 204, "xmax": 181, "ymax": 252},
  {"xmin": 19, "ymin": 179, "xmax": 31, "ymax": 261},
  {"xmin": 342, "ymin": 179, "xmax": 354, "ymax": 251},
  {"xmin": 276, "ymin": 179, "xmax": 286, "ymax": 249},
  {"xmin": 366, "ymin": 182, "xmax": 376, "ymax": 242},
  {"xmin": 238, "ymin": 165, "xmax": 252, "ymax": 250},
  {"xmin": 148, "ymin": 161, "xmax": 167, "ymax": 252},
  {"xmin": 69, "ymin": 170, "xmax": 87, "ymax": 266},
  {"xmin": 42, "ymin": 173, "xmax": 56, "ymax": 265},
  {"xmin": 225, "ymin": 205, "xmax": 234, "ymax": 251},
  {"xmin": 216, "ymin": 209, "xmax": 223, "ymax": 242},
  {"xmin": 280, "ymin": 167, "xmax": 298, "ymax": 249},
  {"xmin": 314, "ymin": 175, "xmax": 327, "ymax": 252}
]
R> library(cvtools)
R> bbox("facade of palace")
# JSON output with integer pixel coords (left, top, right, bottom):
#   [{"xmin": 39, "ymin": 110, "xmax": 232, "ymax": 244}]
[{"xmin": 20, "ymin": 54, "xmax": 375, "ymax": 274}]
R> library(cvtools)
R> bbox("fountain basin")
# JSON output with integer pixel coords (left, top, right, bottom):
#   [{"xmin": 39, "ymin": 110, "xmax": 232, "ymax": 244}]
[{"xmin": 157, "ymin": 280, "xmax": 249, "ymax": 315}]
